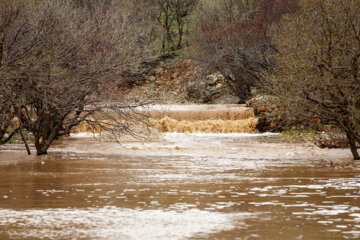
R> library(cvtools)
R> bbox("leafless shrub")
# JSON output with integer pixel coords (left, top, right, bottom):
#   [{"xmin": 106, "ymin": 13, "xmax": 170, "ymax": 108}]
[
  {"xmin": 1, "ymin": 0, "xmax": 153, "ymax": 155},
  {"xmin": 314, "ymin": 134, "xmax": 351, "ymax": 149},
  {"xmin": 189, "ymin": 0, "xmax": 297, "ymax": 102},
  {"xmin": 261, "ymin": 0, "xmax": 360, "ymax": 159},
  {"xmin": 0, "ymin": 0, "xmax": 25, "ymax": 144}
]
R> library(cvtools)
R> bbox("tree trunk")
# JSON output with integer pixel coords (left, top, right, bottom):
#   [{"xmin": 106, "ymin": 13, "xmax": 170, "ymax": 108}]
[
  {"xmin": 177, "ymin": 21, "xmax": 183, "ymax": 49},
  {"xmin": 346, "ymin": 131, "xmax": 360, "ymax": 160},
  {"xmin": 0, "ymin": 129, "xmax": 17, "ymax": 145},
  {"xmin": 20, "ymin": 130, "xmax": 31, "ymax": 155},
  {"xmin": 0, "ymin": 30, "xmax": 5, "ymax": 66},
  {"xmin": 36, "ymin": 149, "xmax": 48, "ymax": 156},
  {"xmin": 35, "ymin": 135, "xmax": 55, "ymax": 155},
  {"xmin": 34, "ymin": 115, "xmax": 62, "ymax": 155},
  {"xmin": 162, "ymin": 36, "xmax": 166, "ymax": 53}
]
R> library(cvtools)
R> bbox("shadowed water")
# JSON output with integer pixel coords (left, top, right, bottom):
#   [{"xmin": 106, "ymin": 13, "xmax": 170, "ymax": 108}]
[{"xmin": 0, "ymin": 133, "xmax": 359, "ymax": 239}]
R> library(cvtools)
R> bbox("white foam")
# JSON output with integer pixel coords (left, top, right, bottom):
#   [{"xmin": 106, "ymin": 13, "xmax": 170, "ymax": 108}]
[
  {"xmin": 0, "ymin": 207, "xmax": 251, "ymax": 240},
  {"xmin": 145, "ymin": 104, "xmax": 246, "ymax": 111},
  {"xmin": 163, "ymin": 132, "xmax": 278, "ymax": 140},
  {"xmin": 69, "ymin": 132, "xmax": 100, "ymax": 138}
]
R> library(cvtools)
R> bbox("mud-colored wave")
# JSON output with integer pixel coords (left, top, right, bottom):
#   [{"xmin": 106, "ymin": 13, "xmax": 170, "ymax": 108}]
[
  {"xmin": 149, "ymin": 107, "xmax": 254, "ymax": 121},
  {"xmin": 71, "ymin": 105, "xmax": 258, "ymax": 134},
  {"xmin": 151, "ymin": 117, "xmax": 258, "ymax": 133}
]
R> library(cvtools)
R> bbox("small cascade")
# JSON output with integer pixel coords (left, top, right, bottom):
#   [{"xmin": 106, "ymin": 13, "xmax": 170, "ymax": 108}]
[
  {"xmin": 150, "ymin": 105, "xmax": 257, "ymax": 133},
  {"xmin": 152, "ymin": 117, "xmax": 257, "ymax": 133},
  {"xmin": 71, "ymin": 105, "xmax": 258, "ymax": 134}
]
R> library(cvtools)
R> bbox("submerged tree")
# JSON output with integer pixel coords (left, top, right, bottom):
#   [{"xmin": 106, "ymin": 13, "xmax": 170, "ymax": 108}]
[
  {"xmin": 0, "ymin": 0, "xmax": 152, "ymax": 155},
  {"xmin": 262, "ymin": 0, "xmax": 360, "ymax": 160}
]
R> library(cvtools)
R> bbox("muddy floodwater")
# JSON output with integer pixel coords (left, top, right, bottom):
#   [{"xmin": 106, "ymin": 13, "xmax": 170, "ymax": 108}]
[{"xmin": 0, "ymin": 133, "xmax": 360, "ymax": 239}]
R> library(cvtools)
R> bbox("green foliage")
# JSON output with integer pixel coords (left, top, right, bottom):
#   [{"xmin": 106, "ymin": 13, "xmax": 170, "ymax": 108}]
[{"xmin": 271, "ymin": 126, "xmax": 320, "ymax": 143}]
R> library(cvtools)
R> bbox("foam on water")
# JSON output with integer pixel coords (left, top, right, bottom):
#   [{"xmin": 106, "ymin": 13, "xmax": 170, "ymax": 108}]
[
  {"xmin": 69, "ymin": 131, "xmax": 278, "ymax": 139},
  {"xmin": 69, "ymin": 132, "xmax": 100, "ymax": 138},
  {"xmin": 163, "ymin": 132, "xmax": 279, "ymax": 139},
  {"xmin": 145, "ymin": 104, "xmax": 245, "ymax": 111},
  {"xmin": 0, "ymin": 207, "xmax": 251, "ymax": 240},
  {"xmin": 0, "ymin": 104, "xmax": 357, "ymax": 239}
]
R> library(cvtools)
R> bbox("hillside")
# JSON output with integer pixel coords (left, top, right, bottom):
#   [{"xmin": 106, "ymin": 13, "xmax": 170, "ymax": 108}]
[{"xmin": 121, "ymin": 58, "xmax": 241, "ymax": 105}]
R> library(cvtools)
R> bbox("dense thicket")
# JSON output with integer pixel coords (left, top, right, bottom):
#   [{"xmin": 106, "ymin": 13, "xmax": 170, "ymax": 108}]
[
  {"xmin": 1, "ymin": 0, "xmax": 359, "ymax": 160},
  {"xmin": 261, "ymin": 0, "xmax": 360, "ymax": 159},
  {"xmin": 0, "ymin": 0, "xmax": 151, "ymax": 155},
  {"xmin": 189, "ymin": 0, "xmax": 298, "ymax": 102}
]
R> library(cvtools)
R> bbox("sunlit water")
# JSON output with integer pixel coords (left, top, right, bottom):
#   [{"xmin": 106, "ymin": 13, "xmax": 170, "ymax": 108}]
[{"xmin": 0, "ymin": 133, "xmax": 359, "ymax": 239}]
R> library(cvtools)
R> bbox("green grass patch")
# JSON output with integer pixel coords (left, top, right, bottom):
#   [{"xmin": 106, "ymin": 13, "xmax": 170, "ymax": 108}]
[{"xmin": 270, "ymin": 126, "xmax": 320, "ymax": 143}]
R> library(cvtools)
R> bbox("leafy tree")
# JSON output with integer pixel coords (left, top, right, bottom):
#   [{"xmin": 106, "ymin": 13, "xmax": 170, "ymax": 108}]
[{"xmin": 262, "ymin": 0, "xmax": 360, "ymax": 160}]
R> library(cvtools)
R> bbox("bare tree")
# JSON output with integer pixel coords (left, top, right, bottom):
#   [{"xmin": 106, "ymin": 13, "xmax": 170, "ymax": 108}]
[
  {"xmin": 0, "ymin": 86, "xmax": 17, "ymax": 145},
  {"xmin": 148, "ymin": 0, "xmax": 199, "ymax": 52},
  {"xmin": 172, "ymin": 0, "xmax": 199, "ymax": 49},
  {"xmin": 1, "ymin": 0, "xmax": 152, "ymax": 155},
  {"xmin": 0, "ymin": 1, "xmax": 24, "ymax": 144},
  {"xmin": 190, "ymin": 0, "xmax": 297, "ymax": 102},
  {"xmin": 262, "ymin": 0, "xmax": 360, "ymax": 160}
]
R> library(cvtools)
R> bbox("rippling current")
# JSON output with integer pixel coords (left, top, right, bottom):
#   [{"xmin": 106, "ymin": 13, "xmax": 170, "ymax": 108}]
[{"xmin": 0, "ymin": 133, "xmax": 359, "ymax": 239}]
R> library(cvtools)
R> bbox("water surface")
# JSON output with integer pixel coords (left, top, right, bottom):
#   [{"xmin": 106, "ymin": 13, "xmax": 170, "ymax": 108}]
[{"xmin": 0, "ymin": 133, "xmax": 359, "ymax": 239}]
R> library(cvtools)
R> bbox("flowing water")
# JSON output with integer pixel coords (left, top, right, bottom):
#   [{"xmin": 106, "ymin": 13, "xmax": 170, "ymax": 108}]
[
  {"xmin": 0, "ymin": 105, "xmax": 359, "ymax": 240},
  {"xmin": 149, "ymin": 105, "xmax": 257, "ymax": 133}
]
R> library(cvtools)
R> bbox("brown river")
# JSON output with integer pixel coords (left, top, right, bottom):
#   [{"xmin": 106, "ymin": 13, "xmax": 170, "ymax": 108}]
[{"xmin": 0, "ymin": 105, "xmax": 360, "ymax": 239}]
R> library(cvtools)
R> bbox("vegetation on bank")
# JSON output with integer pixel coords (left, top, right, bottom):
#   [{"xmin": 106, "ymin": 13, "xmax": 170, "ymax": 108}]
[
  {"xmin": 259, "ymin": 0, "xmax": 360, "ymax": 159},
  {"xmin": 0, "ymin": 0, "xmax": 359, "ymax": 160},
  {"xmin": 0, "ymin": 0, "xmax": 152, "ymax": 155}
]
